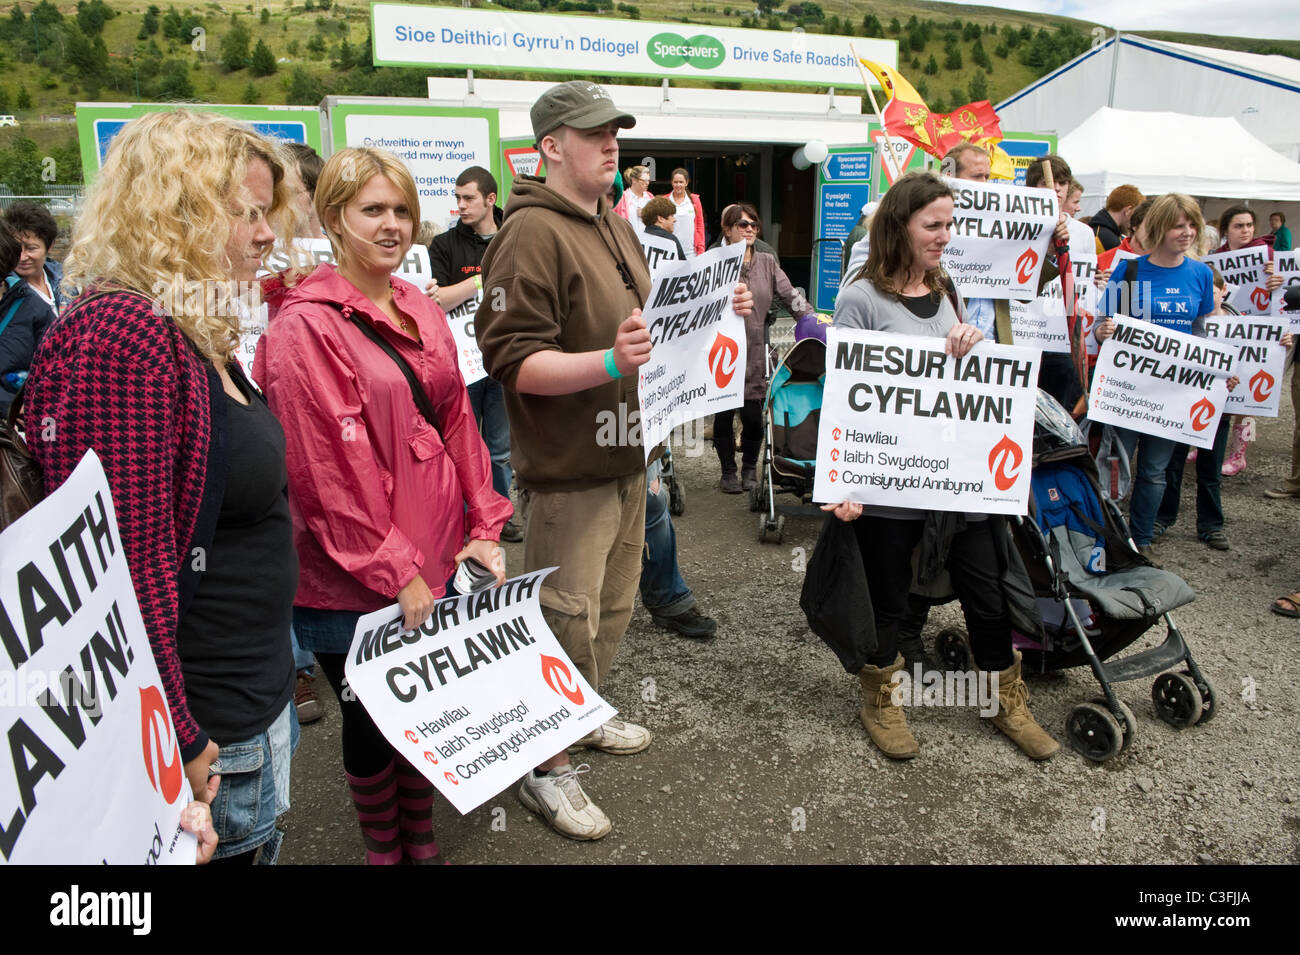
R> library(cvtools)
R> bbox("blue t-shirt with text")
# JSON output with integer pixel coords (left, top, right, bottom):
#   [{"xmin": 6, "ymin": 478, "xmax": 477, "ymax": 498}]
[{"xmin": 1098, "ymin": 255, "xmax": 1215, "ymax": 334}]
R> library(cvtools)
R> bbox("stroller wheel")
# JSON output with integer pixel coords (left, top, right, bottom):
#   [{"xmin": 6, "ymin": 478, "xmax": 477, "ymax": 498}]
[
  {"xmin": 669, "ymin": 481, "xmax": 685, "ymax": 516},
  {"xmin": 1092, "ymin": 697, "xmax": 1136, "ymax": 752},
  {"xmin": 773, "ymin": 514, "xmax": 786, "ymax": 544},
  {"xmin": 748, "ymin": 479, "xmax": 763, "ymax": 512},
  {"xmin": 1186, "ymin": 672, "xmax": 1216, "ymax": 725},
  {"xmin": 935, "ymin": 628, "xmax": 971, "ymax": 671},
  {"xmin": 1067, "ymin": 702, "xmax": 1124, "ymax": 762},
  {"xmin": 1151, "ymin": 672, "xmax": 1203, "ymax": 729}
]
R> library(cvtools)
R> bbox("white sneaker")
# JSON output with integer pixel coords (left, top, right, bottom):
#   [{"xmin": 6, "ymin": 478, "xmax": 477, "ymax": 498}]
[
  {"xmin": 517, "ymin": 764, "xmax": 611, "ymax": 841},
  {"xmin": 572, "ymin": 718, "xmax": 652, "ymax": 755}
]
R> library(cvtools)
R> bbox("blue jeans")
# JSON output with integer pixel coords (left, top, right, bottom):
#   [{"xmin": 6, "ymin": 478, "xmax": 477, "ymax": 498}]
[
  {"xmin": 1156, "ymin": 415, "xmax": 1231, "ymax": 537},
  {"xmin": 1117, "ymin": 428, "xmax": 1179, "ymax": 547},
  {"xmin": 640, "ymin": 459, "xmax": 693, "ymax": 616},
  {"xmin": 290, "ymin": 626, "xmax": 314, "ymax": 674},
  {"xmin": 468, "ymin": 377, "xmax": 513, "ymax": 508},
  {"xmin": 209, "ymin": 701, "xmax": 298, "ymax": 863}
]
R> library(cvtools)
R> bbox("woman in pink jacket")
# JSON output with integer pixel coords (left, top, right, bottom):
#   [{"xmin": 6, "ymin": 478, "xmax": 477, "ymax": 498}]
[
  {"xmin": 669, "ymin": 167, "xmax": 706, "ymax": 258},
  {"xmin": 255, "ymin": 147, "xmax": 511, "ymax": 865}
]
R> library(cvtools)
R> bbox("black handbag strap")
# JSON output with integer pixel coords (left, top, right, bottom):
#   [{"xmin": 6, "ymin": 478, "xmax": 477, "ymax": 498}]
[{"xmin": 345, "ymin": 312, "xmax": 442, "ymax": 438}]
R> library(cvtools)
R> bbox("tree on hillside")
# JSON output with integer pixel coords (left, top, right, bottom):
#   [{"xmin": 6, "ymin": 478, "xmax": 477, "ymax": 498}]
[
  {"xmin": 924, "ymin": 54, "xmax": 938, "ymax": 75},
  {"xmin": 967, "ymin": 70, "xmax": 989, "ymax": 102},
  {"xmin": 861, "ymin": 13, "xmax": 883, "ymax": 37},
  {"xmin": 76, "ymin": 0, "xmax": 116, "ymax": 35},
  {"xmin": 887, "ymin": 17, "xmax": 900, "ymax": 35},
  {"xmin": 755, "ymin": 0, "xmax": 781, "ymax": 14},
  {"xmin": 241, "ymin": 81, "xmax": 259, "ymax": 104},
  {"xmin": 0, "ymin": 137, "xmax": 45, "ymax": 193},
  {"xmin": 963, "ymin": 22, "xmax": 981, "ymax": 42},
  {"xmin": 222, "ymin": 19, "xmax": 252, "ymax": 70},
  {"xmin": 251, "ymin": 39, "xmax": 276, "ymax": 77},
  {"xmin": 971, "ymin": 37, "xmax": 990, "ymax": 70},
  {"xmin": 944, "ymin": 40, "xmax": 962, "ymax": 71},
  {"xmin": 31, "ymin": 1, "xmax": 61, "ymax": 28},
  {"xmin": 150, "ymin": 58, "xmax": 196, "ymax": 98},
  {"xmin": 16, "ymin": 85, "xmax": 30, "ymax": 109},
  {"xmin": 907, "ymin": 26, "xmax": 924, "ymax": 52},
  {"xmin": 286, "ymin": 67, "xmax": 323, "ymax": 105},
  {"xmin": 139, "ymin": 4, "xmax": 160, "ymax": 38}
]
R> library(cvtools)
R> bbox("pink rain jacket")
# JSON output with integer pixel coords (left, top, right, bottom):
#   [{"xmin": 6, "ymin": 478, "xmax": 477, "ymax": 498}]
[{"xmin": 254, "ymin": 264, "xmax": 511, "ymax": 611}]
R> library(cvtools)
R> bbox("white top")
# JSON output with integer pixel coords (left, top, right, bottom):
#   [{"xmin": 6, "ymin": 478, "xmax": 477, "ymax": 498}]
[
  {"xmin": 671, "ymin": 194, "xmax": 697, "ymax": 259},
  {"xmin": 623, "ymin": 189, "xmax": 653, "ymax": 234}
]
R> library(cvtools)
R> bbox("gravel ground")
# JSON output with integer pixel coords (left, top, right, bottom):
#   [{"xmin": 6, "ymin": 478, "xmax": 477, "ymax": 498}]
[{"xmin": 281, "ymin": 372, "xmax": 1300, "ymax": 866}]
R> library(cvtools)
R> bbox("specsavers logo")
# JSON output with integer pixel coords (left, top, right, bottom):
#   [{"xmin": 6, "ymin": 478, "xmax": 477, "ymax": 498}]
[
  {"xmin": 140, "ymin": 685, "xmax": 184, "ymax": 804},
  {"xmin": 708, "ymin": 332, "xmax": 740, "ymax": 388},
  {"xmin": 1189, "ymin": 396, "xmax": 1216, "ymax": 431},
  {"xmin": 648, "ymin": 32, "xmax": 726, "ymax": 70},
  {"xmin": 987, "ymin": 434, "xmax": 1024, "ymax": 492}
]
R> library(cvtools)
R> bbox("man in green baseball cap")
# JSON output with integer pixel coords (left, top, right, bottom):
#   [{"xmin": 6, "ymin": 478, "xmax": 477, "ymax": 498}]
[
  {"xmin": 530, "ymin": 79, "xmax": 636, "ymax": 145},
  {"xmin": 479, "ymin": 79, "xmax": 751, "ymax": 841}
]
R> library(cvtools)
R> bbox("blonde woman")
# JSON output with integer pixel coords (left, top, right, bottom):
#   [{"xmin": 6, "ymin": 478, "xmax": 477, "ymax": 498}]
[
  {"xmin": 613, "ymin": 164, "xmax": 653, "ymax": 233},
  {"xmin": 255, "ymin": 148, "xmax": 510, "ymax": 865},
  {"xmin": 26, "ymin": 109, "xmax": 300, "ymax": 864}
]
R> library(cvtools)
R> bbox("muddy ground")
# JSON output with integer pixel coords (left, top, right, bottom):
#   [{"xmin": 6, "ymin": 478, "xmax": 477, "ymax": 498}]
[{"xmin": 281, "ymin": 371, "xmax": 1300, "ymax": 866}]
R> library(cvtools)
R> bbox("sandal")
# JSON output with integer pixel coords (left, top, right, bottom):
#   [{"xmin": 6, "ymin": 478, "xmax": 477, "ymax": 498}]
[{"xmin": 1271, "ymin": 591, "xmax": 1300, "ymax": 618}]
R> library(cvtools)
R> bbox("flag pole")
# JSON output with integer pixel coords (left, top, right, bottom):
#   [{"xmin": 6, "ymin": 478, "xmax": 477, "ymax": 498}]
[{"xmin": 851, "ymin": 42, "xmax": 902, "ymax": 183}]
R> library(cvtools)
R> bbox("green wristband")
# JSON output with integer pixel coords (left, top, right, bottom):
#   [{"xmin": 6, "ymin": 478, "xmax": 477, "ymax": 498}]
[{"xmin": 604, "ymin": 348, "xmax": 622, "ymax": 379}]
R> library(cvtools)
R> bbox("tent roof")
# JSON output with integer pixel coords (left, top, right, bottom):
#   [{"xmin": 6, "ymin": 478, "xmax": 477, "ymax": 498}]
[
  {"xmin": 1059, "ymin": 107, "xmax": 1300, "ymax": 202},
  {"xmin": 1153, "ymin": 40, "xmax": 1300, "ymax": 86}
]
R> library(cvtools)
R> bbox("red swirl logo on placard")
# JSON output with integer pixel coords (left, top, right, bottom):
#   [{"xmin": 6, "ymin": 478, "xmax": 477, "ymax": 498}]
[
  {"xmin": 140, "ymin": 685, "xmax": 184, "ymax": 804},
  {"xmin": 1189, "ymin": 397, "xmax": 1216, "ymax": 431},
  {"xmin": 988, "ymin": 435, "xmax": 1024, "ymax": 492},
  {"xmin": 1015, "ymin": 247, "xmax": 1040, "ymax": 285},
  {"xmin": 541, "ymin": 654, "xmax": 585, "ymax": 706},
  {"xmin": 1250, "ymin": 287, "xmax": 1271, "ymax": 312},
  {"xmin": 1250, "ymin": 369, "xmax": 1275, "ymax": 403},
  {"xmin": 708, "ymin": 333, "xmax": 740, "ymax": 389}
]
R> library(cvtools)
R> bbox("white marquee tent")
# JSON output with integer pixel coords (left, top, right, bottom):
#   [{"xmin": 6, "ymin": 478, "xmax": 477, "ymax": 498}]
[
  {"xmin": 997, "ymin": 35, "xmax": 1300, "ymax": 163},
  {"xmin": 1058, "ymin": 107, "xmax": 1300, "ymax": 212}
]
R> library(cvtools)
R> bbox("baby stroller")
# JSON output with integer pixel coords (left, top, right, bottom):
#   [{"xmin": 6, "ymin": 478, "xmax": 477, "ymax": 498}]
[
  {"xmin": 751, "ymin": 332, "xmax": 825, "ymax": 544},
  {"xmin": 937, "ymin": 390, "xmax": 1216, "ymax": 763}
]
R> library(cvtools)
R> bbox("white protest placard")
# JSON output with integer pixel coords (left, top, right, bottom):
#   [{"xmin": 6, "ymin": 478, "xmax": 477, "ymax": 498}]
[
  {"xmin": 1088, "ymin": 316, "xmax": 1234, "ymax": 449},
  {"xmin": 344, "ymin": 569, "xmax": 615, "ymax": 815},
  {"xmin": 263, "ymin": 238, "xmax": 434, "ymax": 288},
  {"xmin": 1204, "ymin": 248, "xmax": 1273, "ymax": 316},
  {"xmin": 813, "ymin": 328, "xmax": 1040, "ymax": 515},
  {"xmin": 1067, "ymin": 218, "xmax": 1100, "ymax": 315},
  {"xmin": 637, "ymin": 243, "xmax": 746, "ymax": 460},
  {"xmin": 259, "ymin": 240, "xmax": 483, "ymax": 380},
  {"xmin": 943, "ymin": 178, "xmax": 1058, "ymax": 299},
  {"xmin": 0, "ymin": 452, "xmax": 195, "ymax": 865},
  {"xmin": 1271, "ymin": 251, "xmax": 1300, "ymax": 329},
  {"xmin": 1008, "ymin": 293, "xmax": 1070, "ymax": 354},
  {"xmin": 445, "ymin": 293, "xmax": 487, "ymax": 385},
  {"xmin": 640, "ymin": 230, "xmax": 684, "ymax": 280},
  {"xmin": 1202, "ymin": 313, "xmax": 1287, "ymax": 416}
]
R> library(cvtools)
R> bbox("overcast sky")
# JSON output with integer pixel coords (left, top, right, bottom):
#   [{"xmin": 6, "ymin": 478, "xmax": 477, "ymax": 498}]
[{"xmin": 953, "ymin": 1, "xmax": 1299, "ymax": 42}]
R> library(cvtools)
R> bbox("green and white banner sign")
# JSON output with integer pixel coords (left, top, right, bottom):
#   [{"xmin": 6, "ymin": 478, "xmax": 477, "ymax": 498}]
[{"xmin": 371, "ymin": 3, "xmax": 896, "ymax": 87}]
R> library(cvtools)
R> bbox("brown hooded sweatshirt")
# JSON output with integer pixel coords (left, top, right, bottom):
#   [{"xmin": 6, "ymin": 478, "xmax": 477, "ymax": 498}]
[{"xmin": 476, "ymin": 175, "xmax": 652, "ymax": 491}]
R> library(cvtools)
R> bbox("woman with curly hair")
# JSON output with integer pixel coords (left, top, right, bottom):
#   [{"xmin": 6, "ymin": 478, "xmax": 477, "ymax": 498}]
[{"xmin": 25, "ymin": 109, "xmax": 301, "ymax": 864}]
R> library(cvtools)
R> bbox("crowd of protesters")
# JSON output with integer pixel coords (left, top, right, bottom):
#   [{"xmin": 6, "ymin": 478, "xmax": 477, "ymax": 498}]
[{"xmin": 8, "ymin": 77, "xmax": 1298, "ymax": 864}]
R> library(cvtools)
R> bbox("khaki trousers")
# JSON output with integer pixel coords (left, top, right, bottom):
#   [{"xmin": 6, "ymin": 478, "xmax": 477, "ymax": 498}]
[{"xmin": 521, "ymin": 472, "xmax": 647, "ymax": 690}]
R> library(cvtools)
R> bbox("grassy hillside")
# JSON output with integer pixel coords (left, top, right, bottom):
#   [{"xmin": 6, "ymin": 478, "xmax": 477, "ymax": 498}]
[{"xmin": 0, "ymin": 0, "xmax": 1294, "ymax": 187}]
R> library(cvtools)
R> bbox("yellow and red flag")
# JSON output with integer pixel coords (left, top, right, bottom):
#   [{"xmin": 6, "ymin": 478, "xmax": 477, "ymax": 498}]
[{"xmin": 858, "ymin": 58, "xmax": 1012, "ymax": 176}]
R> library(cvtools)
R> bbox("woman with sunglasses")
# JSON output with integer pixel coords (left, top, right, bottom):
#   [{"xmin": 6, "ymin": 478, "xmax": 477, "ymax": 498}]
[{"xmin": 713, "ymin": 202, "xmax": 814, "ymax": 493}]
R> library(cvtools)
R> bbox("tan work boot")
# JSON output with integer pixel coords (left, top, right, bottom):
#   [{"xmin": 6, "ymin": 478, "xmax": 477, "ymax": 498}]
[
  {"xmin": 987, "ymin": 651, "xmax": 1060, "ymax": 760},
  {"xmin": 857, "ymin": 654, "xmax": 919, "ymax": 760}
]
